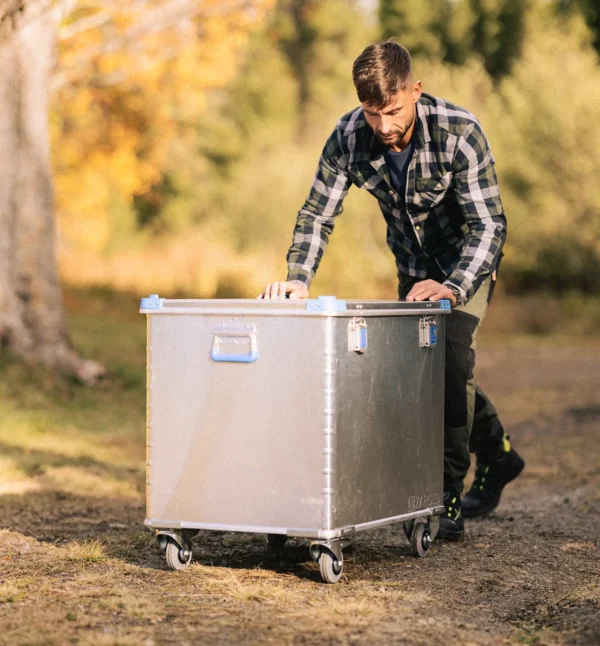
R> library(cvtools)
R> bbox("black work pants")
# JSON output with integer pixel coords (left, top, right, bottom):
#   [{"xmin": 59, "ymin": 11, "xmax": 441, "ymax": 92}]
[{"xmin": 399, "ymin": 268, "xmax": 505, "ymax": 490}]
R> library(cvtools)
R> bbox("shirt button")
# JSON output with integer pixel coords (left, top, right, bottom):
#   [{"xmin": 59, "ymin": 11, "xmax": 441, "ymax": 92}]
[
  {"xmin": 415, "ymin": 226, "xmax": 421, "ymax": 231},
  {"xmin": 388, "ymin": 190, "xmax": 394, "ymax": 195}
]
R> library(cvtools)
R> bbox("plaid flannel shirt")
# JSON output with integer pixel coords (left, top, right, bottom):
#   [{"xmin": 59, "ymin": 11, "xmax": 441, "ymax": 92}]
[{"xmin": 286, "ymin": 92, "xmax": 506, "ymax": 303}]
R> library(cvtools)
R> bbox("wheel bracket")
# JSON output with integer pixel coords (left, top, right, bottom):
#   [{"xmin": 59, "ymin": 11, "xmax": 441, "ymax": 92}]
[
  {"xmin": 309, "ymin": 538, "xmax": 343, "ymax": 565},
  {"xmin": 156, "ymin": 529, "xmax": 192, "ymax": 555}
]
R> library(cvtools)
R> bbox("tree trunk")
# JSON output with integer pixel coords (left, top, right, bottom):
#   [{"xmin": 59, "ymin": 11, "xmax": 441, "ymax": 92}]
[{"xmin": 0, "ymin": 0, "xmax": 104, "ymax": 383}]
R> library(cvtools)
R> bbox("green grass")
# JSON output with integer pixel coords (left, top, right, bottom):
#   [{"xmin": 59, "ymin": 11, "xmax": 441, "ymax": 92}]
[
  {"xmin": 0, "ymin": 287, "xmax": 597, "ymax": 645},
  {"xmin": 0, "ymin": 286, "xmax": 596, "ymax": 498},
  {"xmin": 0, "ymin": 288, "xmax": 147, "ymax": 497}
]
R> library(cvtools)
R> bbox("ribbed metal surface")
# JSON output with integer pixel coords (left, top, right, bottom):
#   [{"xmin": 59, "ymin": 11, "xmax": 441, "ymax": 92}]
[{"xmin": 144, "ymin": 300, "xmax": 446, "ymax": 538}]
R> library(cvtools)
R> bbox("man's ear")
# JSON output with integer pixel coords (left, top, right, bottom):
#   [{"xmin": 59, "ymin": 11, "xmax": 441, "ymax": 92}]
[{"xmin": 412, "ymin": 80, "xmax": 422, "ymax": 103}]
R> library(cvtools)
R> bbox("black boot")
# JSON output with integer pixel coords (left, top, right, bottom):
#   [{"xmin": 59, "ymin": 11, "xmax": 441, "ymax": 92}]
[
  {"xmin": 462, "ymin": 446, "xmax": 525, "ymax": 518},
  {"xmin": 437, "ymin": 488, "xmax": 464, "ymax": 540}
]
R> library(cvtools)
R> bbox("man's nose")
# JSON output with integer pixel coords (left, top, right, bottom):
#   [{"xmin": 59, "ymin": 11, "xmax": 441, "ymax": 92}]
[{"xmin": 379, "ymin": 116, "xmax": 392, "ymax": 134}]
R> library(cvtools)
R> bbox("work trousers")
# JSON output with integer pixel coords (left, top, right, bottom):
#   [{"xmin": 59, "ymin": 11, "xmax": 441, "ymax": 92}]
[{"xmin": 399, "ymin": 269, "xmax": 505, "ymax": 491}]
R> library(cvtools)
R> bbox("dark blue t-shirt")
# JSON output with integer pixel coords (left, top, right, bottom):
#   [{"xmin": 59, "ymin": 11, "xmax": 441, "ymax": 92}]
[{"xmin": 386, "ymin": 138, "xmax": 415, "ymax": 200}]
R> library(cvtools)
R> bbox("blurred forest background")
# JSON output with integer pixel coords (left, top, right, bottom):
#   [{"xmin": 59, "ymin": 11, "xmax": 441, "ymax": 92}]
[
  {"xmin": 2, "ymin": 5, "xmax": 600, "ymax": 642},
  {"xmin": 47, "ymin": 0, "xmax": 600, "ymax": 318}
]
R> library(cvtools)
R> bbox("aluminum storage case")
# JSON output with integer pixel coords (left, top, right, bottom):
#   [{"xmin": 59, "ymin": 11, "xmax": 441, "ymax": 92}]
[{"xmin": 140, "ymin": 295, "xmax": 450, "ymax": 582}]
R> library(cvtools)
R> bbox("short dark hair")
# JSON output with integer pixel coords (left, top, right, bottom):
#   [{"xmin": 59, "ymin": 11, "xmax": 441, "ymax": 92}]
[{"xmin": 352, "ymin": 39, "xmax": 413, "ymax": 109}]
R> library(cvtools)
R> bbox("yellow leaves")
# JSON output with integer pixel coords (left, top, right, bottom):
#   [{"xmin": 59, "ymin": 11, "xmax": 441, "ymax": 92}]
[{"xmin": 51, "ymin": 0, "xmax": 274, "ymax": 254}]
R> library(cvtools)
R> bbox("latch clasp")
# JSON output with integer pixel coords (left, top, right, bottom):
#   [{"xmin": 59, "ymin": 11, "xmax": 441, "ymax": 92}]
[
  {"xmin": 348, "ymin": 318, "xmax": 368, "ymax": 353},
  {"xmin": 419, "ymin": 316, "xmax": 437, "ymax": 348}
]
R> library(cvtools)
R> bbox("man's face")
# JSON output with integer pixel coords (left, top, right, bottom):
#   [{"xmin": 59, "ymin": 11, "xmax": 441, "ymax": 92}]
[{"xmin": 361, "ymin": 80, "xmax": 422, "ymax": 150}]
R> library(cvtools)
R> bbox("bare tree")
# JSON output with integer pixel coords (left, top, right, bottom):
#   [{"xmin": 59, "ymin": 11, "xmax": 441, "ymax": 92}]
[
  {"xmin": 0, "ymin": 0, "xmax": 262, "ymax": 382},
  {"xmin": 0, "ymin": 0, "xmax": 104, "ymax": 382}
]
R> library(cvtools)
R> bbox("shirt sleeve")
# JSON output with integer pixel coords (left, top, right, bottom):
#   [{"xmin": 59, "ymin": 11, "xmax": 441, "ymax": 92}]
[
  {"xmin": 443, "ymin": 120, "xmax": 507, "ymax": 303},
  {"xmin": 286, "ymin": 127, "xmax": 351, "ymax": 286}
]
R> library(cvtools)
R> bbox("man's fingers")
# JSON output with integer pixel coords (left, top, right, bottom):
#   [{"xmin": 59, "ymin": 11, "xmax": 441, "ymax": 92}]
[
  {"xmin": 407, "ymin": 284, "xmax": 437, "ymax": 301},
  {"xmin": 429, "ymin": 290, "xmax": 452, "ymax": 302},
  {"xmin": 406, "ymin": 280, "xmax": 436, "ymax": 300},
  {"xmin": 288, "ymin": 281, "xmax": 308, "ymax": 300},
  {"xmin": 258, "ymin": 280, "xmax": 309, "ymax": 301},
  {"xmin": 289, "ymin": 287, "xmax": 308, "ymax": 300},
  {"xmin": 269, "ymin": 283, "xmax": 281, "ymax": 300},
  {"xmin": 412, "ymin": 288, "xmax": 440, "ymax": 301},
  {"xmin": 289, "ymin": 282, "xmax": 307, "ymax": 300},
  {"xmin": 408, "ymin": 285, "xmax": 454, "ymax": 303},
  {"xmin": 258, "ymin": 281, "xmax": 297, "ymax": 300}
]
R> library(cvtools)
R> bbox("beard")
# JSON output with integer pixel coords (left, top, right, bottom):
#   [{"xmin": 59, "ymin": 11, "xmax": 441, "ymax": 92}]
[
  {"xmin": 374, "ymin": 111, "xmax": 416, "ymax": 148},
  {"xmin": 375, "ymin": 130, "xmax": 404, "ymax": 147}
]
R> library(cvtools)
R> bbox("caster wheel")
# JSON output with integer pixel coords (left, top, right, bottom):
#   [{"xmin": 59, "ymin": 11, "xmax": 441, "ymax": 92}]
[
  {"xmin": 318, "ymin": 551, "xmax": 343, "ymax": 584},
  {"xmin": 411, "ymin": 523, "xmax": 431, "ymax": 558},
  {"xmin": 165, "ymin": 538, "xmax": 192, "ymax": 571},
  {"xmin": 157, "ymin": 534, "xmax": 168, "ymax": 553},
  {"xmin": 267, "ymin": 534, "xmax": 288, "ymax": 550}
]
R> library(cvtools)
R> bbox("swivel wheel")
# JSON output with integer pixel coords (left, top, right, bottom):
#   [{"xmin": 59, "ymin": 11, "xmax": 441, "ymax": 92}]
[
  {"xmin": 318, "ymin": 551, "xmax": 343, "ymax": 584},
  {"xmin": 410, "ymin": 522, "xmax": 432, "ymax": 558},
  {"xmin": 164, "ymin": 537, "xmax": 192, "ymax": 571}
]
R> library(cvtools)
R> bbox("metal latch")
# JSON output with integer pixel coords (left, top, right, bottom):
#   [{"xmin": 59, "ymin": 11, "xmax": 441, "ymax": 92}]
[
  {"xmin": 419, "ymin": 316, "xmax": 437, "ymax": 348},
  {"xmin": 348, "ymin": 318, "xmax": 368, "ymax": 353}
]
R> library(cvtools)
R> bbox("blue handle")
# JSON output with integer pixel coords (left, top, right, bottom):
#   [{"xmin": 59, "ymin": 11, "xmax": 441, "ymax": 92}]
[
  {"xmin": 210, "ymin": 349, "xmax": 258, "ymax": 363},
  {"xmin": 211, "ymin": 328, "xmax": 258, "ymax": 363}
]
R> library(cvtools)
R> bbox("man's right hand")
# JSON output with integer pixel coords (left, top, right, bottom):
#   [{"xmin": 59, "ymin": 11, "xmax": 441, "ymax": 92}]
[{"xmin": 257, "ymin": 280, "xmax": 309, "ymax": 300}]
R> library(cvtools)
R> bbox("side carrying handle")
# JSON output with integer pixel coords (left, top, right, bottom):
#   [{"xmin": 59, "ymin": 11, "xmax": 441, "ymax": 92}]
[{"xmin": 211, "ymin": 323, "xmax": 258, "ymax": 363}]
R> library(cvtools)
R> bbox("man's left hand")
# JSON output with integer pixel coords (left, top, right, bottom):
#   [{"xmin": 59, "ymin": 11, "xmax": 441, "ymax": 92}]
[{"xmin": 406, "ymin": 280, "xmax": 457, "ymax": 307}]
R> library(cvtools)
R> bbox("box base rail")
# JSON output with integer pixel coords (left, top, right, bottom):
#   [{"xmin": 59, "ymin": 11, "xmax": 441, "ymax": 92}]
[{"xmin": 145, "ymin": 506, "xmax": 445, "ymax": 540}]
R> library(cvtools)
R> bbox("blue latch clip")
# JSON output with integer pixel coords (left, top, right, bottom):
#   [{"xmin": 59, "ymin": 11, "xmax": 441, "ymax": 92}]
[
  {"xmin": 140, "ymin": 294, "xmax": 164, "ymax": 310},
  {"xmin": 306, "ymin": 295, "xmax": 347, "ymax": 312}
]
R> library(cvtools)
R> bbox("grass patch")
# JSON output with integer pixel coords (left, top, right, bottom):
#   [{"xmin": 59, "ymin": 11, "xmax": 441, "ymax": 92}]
[
  {"xmin": 65, "ymin": 539, "xmax": 107, "ymax": 564},
  {"xmin": 551, "ymin": 583, "xmax": 600, "ymax": 606},
  {"xmin": 0, "ymin": 585, "xmax": 26, "ymax": 604},
  {"xmin": 0, "ymin": 288, "xmax": 146, "ymax": 501},
  {"xmin": 514, "ymin": 626, "xmax": 562, "ymax": 645}
]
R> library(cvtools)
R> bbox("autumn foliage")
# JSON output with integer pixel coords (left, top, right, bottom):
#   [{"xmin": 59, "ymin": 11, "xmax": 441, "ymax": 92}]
[
  {"xmin": 52, "ymin": 0, "xmax": 274, "ymax": 254},
  {"xmin": 51, "ymin": 0, "xmax": 600, "ymax": 299}
]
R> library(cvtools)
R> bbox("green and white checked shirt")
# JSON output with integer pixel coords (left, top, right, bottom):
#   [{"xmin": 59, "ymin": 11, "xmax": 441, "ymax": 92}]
[{"xmin": 286, "ymin": 92, "xmax": 506, "ymax": 303}]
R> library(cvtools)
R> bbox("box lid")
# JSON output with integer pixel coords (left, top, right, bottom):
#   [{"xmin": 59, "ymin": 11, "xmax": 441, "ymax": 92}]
[{"xmin": 140, "ymin": 295, "xmax": 451, "ymax": 316}]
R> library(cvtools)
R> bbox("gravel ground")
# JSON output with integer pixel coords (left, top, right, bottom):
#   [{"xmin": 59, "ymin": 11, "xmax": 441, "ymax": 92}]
[{"xmin": 0, "ymin": 337, "xmax": 598, "ymax": 645}]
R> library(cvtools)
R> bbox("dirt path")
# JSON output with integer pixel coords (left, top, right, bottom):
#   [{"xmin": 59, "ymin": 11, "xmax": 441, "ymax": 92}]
[{"xmin": 0, "ymin": 338, "xmax": 598, "ymax": 646}]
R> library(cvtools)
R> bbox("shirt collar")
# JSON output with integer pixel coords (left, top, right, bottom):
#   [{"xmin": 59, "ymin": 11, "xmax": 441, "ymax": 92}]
[{"xmin": 415, "ymin": 99, "xmax": 431, "ymax": 146}]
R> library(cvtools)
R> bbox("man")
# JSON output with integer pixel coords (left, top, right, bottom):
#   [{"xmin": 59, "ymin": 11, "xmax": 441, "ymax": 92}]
[{"xmin": 258, "ymin": 40, "xmax": 524, "ymax": 539}]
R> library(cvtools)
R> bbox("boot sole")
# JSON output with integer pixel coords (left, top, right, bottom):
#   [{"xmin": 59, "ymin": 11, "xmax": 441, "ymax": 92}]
[
  {"xmin": 462, "ymin": 456, "xmax": 525, "ymax": 518},
  {"xmin": 436, "ymin": 527, "xmax": 464, "ymax": 541}
]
